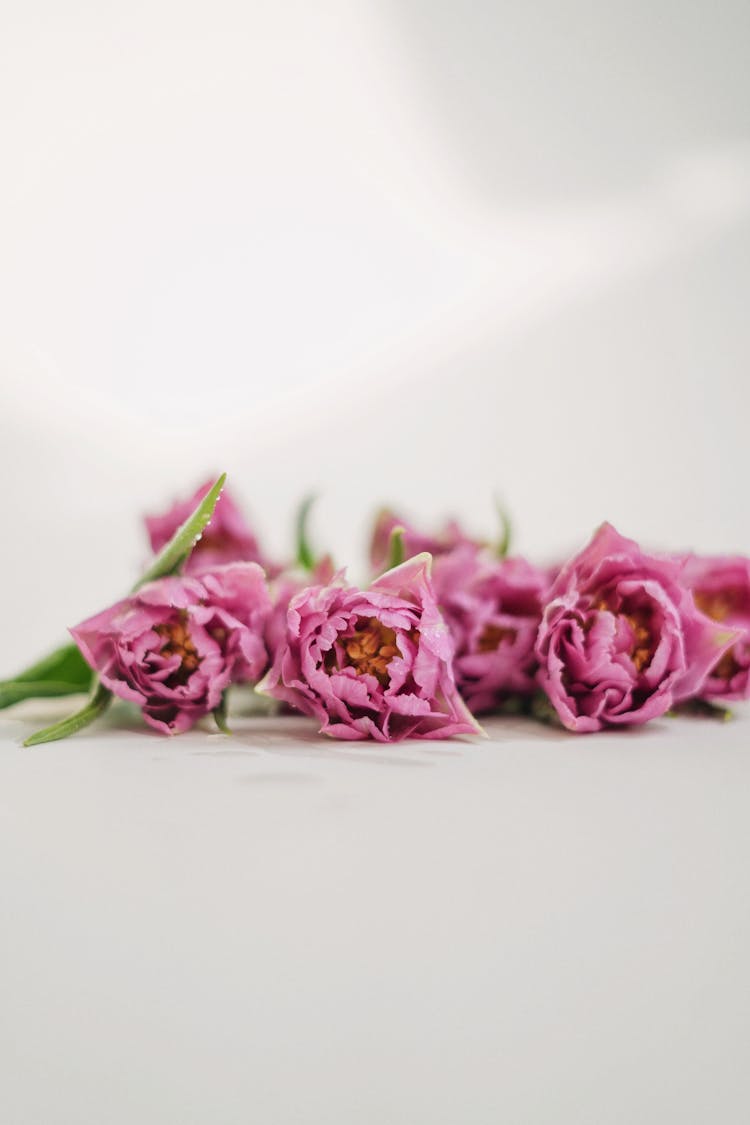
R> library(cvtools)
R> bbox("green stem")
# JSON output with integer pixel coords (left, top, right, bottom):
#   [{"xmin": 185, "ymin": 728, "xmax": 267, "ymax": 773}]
[
  {"xmin": 23, "ymin": 683, "xmax": 112, "ymax": 747},
  {"xmin": 529, "ymin": 691, "xmax": 561, "ymax": 727},
  {"xmin": 212, "ymin": 692, "xmax": 231, "ymax": 735},
  {"xmin": 672, "ymin": 698, "xmax": 734, "ymax": 721}
]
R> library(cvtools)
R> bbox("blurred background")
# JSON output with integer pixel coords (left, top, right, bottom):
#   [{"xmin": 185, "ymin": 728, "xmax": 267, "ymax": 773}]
[{"xmin": 2, "ymin": 0, "xmax": 749, "ymax": 670}]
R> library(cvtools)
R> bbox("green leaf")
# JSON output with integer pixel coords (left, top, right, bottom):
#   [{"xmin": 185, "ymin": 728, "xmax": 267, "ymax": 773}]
[
  {"xmin": 135, "ymin": 472, "xmax": 227, "ymax": 588},
  {"xmin": 385, "ymin": 526, "xmax": 406, "ymax": 571},
  {"xmin": 0, "ymin": 679, "xmax": 92, "ymax": 709},
  {"xmin": 295, "ymin": 494, "xmax": 317, "ymax": 572},
  {"xmin": 23, "ymin": 683, "xmax": 112, "ymax": 747},
  {"xmin": 22, "ymin": 474, "xmax": 228, "ymax": 746},
  {"xmin": 0, "ymin": 642, "xmax": 93, "ymax": 710},
  {"xmin": 494, "ymin": 497, "xmax": 512, "ymax": 559},
  {"xmin": 7, "ymin": 641, "xmax": 91, "ymax": 686},
  {"xmin": 212, "ymin": 693, "xmax": 231, "ymax": 735}
]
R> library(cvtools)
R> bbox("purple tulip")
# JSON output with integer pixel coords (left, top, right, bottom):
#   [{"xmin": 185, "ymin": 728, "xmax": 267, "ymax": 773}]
[
  {"xmin": 145, "ymin": 478, "xmax": 270, "ymax": 575},
  {"xmin": 681, "ymin": 554, "xmax": 750, "ymax": 701},
  {"xmin": 257, "ymin": 554, "xmax": 483, "ymax": 741},
  {"xmin": 71, "ymin": 564, "xmax": 271, "ymax": 734},
  {"xmin": 265, "ymin": 555, "xmax": 336, "ymax": 659},
  {"xmin": 535, "ymin": 523, "xmax": 738, "ymax": 732},
  {"xmin": 369, "ymin": 509, "xmax": 476, "ymax": 574},
  {"xmin": 432, "ymin": 545, "xmax": 550, "ymax": 714}
]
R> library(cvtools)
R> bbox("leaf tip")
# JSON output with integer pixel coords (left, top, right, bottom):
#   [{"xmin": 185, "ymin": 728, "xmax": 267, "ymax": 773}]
[
  {"xmin": 385, "ymin": 526, "xmax": 406, "ymax": 571},
  {"xmin": 295, "ymin": 493, "xmax": 318, "ymax": 572}
]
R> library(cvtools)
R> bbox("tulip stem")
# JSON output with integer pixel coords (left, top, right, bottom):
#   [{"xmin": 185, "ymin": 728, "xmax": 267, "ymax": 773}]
[
  {"xmin": 529, "ymin": 691, "xmax": 561, "ymax": 727},
  {"xmin": 212, "ymin": 693, "xmax": 231, "ymax": 735},
  {"xmin": 671, "ymin": 698, "xmax": 734, "ymax": 721},
  {"xmin": 23, "ymin": 683, "xmax": 112, "ymax": 747}
]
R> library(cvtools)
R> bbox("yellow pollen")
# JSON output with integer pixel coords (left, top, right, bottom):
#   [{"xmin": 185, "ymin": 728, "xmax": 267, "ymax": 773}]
[
  {"xmin": 714, "ymin": 647, "xmax": 740, "ymax": 681},
  {"xmin": 156, "ymin": 620, "xmax": 200, "ymax": 673},
  {"xmin": 596, "ymin": 599, "xmax": 654, "ymax": 672},
  {"xmin": 477, "ymin": 623, "xmax": 517, "ymax": 652},
  {"xmin": 343, "ymin": 618, "xmax": 399, "ymax": 685},
  {"xmin": 694, "ymin": 590, "xmax": 733, "ymax": 622},
  {"xmin": 626, "ymin": 615, "xmax": 653, "ymax": 672}
]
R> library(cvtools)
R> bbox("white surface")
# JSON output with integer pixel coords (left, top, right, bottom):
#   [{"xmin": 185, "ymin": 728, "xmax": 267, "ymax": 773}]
[{"xmin": 2, "ymin": 705, "xmax": 749, "ymax": 1124}]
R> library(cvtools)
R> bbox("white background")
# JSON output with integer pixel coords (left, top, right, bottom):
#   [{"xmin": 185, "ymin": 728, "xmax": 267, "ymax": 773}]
[
  {"xmin": 1, "ymin": 0, "xmax": 750, "ymax": 664},
  {"xmin": 1, "ymin": 2, "xmax": 749, "ymax": 1122}
]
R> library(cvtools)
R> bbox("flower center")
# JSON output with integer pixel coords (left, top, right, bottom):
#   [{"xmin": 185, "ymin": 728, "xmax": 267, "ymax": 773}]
[
  {"xmin": 596, "ymin": 599, "xmax": 654, "ymax": 672},
  {"xmin": 199, "ymin": 528, "xmax": 238, "ymax": 554},
  {"xmin": 625, "ymin": 611, "xmax": 653, "ymax": 672},
  {"xmin": 155, "ymin": 618, "xmax": 200, "ymax": 677},
  {"xmin": 714, "ymin": 647, "xmax": 741, "ymax": 682},
  {"xmin": 694, "ymin": 590, "xmax": 735, "ymax": 622},
  {"xmin": 477, "ymin": 623, "xmax": 517, "ymax": 652},
  {"xmin": 343, "ymin": 617, "xmax": 400, "ymax": 685}
]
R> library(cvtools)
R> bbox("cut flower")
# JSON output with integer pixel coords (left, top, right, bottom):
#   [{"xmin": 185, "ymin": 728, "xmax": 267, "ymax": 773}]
[
  {"xmin": 257, "ymin": 554, "xmax": 483, "ymax": 741},
  {"xmin": 71, "ymin": 563, "xmax": 271, "ymax": 734},
  {"xmin": 535, "ymin": 523, "xmax": 738, "ymax": 732},
  {"xmin": 432, "ymin": 545, "xmax": 550, "ymax": 714},
  {"xmin": 681, "ymin": 554, "xmax": 750, "ymax": 701}
]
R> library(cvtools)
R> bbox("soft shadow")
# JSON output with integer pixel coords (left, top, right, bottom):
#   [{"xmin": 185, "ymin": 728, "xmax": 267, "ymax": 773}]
[
  {"xmin": 479, "ymin": 712, "xmax": 679, "ymax": 745},
  {"xmin": 480, "ymin": 714, "xmax": 570, "ymax": 743},
  {"xmin": 224, "ymin": 716, "xmax": 473, "ymax": 769}
]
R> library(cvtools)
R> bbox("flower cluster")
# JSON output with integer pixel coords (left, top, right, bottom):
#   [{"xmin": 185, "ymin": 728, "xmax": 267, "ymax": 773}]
[{"xmin": 9, "ymin": 475, "xmax": 748, "ymax": 746}]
